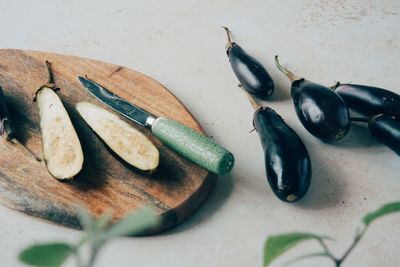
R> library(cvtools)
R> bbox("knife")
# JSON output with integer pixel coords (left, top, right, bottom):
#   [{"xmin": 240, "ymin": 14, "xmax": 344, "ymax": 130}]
[{"xmin": 77, "ymin": 76, "xmax": 234, "ymax": 175}]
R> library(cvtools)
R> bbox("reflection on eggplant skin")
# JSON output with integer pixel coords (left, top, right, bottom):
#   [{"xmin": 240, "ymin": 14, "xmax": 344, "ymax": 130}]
[
  {"xmin": 275, "ymin": 56, "xmax": 350, "ymax": 142},
  {"xmin": 254, "ymin": 107, "xmax": 311, "ymax": 202},
  {"xmin": 334, "ymin": 83, "xmax": 400, "ymax": 117},
  {"xmin": 223, "ymin": 27, "xmax": 275, "ymax": 100}
]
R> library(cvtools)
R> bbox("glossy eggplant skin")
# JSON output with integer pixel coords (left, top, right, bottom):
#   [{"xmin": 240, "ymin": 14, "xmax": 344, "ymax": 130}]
[
  {"xmin": 334, "ymin": 83, "xmax": 400, "ymax": 117},
  {"xmin": 254, "ymin": 107, "xmax": 311, "ymax": 202},
  {"xmin": 291, "ymin": 79, "xmax": 350, "ymax": 142},
  {"xmin": 0, "ymin": 86, "xmax": 13, "ymax": 139},
  {"xmin": 227, "ymin": 43, "xmax": 274, "ymax": 100},
  {"xmin": 368, "ymin": 115, "xmax": 400, "ymax": 155}
]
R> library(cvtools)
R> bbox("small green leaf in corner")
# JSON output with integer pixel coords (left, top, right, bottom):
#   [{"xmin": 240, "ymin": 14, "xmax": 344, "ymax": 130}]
[
  {"xmin": 263, "ymin": 232, "xmax": 331, "ymax": 267},
  {"xmin": 362, "ymin": 202, "xmax": 400, "ymax": 226},
  {"xmin": 19, "ymin": 243, "xmax": 73, "ymax": 267}
]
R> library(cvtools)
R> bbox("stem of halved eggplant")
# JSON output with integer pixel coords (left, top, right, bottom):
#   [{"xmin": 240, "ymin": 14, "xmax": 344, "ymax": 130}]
[
  {"xmin": 274, "ymin": 55, "xmax": 301, "ymax": 83},
  {"xmin": 33, "ymin": 61, "xmax": 58, "ymax": 101},
  {"xmin": 0, "ymin": 86, "xmax": 41, "ymax": 161},
  {"xmin": 35, "ymin": 61, "xmax": 83, "ymax": 179}
]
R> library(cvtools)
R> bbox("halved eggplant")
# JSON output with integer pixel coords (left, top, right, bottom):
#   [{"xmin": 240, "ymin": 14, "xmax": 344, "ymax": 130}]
[
  {"xmin": 76, "ymin": 102, "xmax": 159, "ymax": 171},
  {"xmin": 36, "ymin": 61, "xmax": 83, "ymax": 179}
]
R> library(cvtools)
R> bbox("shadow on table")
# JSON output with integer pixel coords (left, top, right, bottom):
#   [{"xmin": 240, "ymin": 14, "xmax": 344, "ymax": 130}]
[
  {"xmin": 330, "ymin": 123, "xmax": 380, "ymax": 149},
  {"xmin": 293, "ymin": 149, "xmax": 348, "ymax": 210},
  {"xmin": 294, "ymin": 123, "xmax": 380, "ymax": 210},
  {"xmin": 160, "ymin": 172, "xmax": 234, "ymax": 235}
]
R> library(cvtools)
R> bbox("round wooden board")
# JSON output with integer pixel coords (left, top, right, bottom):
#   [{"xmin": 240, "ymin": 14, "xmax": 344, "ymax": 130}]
[{"xmin": 0, "ymin": 49, "xmax": 216, "ymax": 234}]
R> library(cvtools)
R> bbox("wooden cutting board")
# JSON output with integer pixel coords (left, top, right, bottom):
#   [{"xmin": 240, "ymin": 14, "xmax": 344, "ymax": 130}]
[{"xmin": 0, "ymin": 49, "xmax": 216, "ymax": 234}]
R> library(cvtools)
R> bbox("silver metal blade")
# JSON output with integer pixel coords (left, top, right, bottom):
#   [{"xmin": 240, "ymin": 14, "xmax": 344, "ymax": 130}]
[{"xmin": 78, "ymin": 76, "xmax": 155, "ymax": 127}]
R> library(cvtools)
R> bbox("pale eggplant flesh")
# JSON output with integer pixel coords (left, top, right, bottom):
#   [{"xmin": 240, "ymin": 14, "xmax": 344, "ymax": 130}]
[
  {"xmin": 36, "ymin": 61, "xmax": 83, "ymax": 179},
  {"xmin": 37, "ymin": 87, "xmax": 84, "ymax": 179},
  {"xmin": 76, "ymin": 102, "xmax": 159, "ymax": 172}
]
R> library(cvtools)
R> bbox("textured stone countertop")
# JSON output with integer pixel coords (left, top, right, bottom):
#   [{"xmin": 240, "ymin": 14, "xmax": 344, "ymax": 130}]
[{"xmin": 0, "ymin": 1, "xmax": 399, "ymax": 266}]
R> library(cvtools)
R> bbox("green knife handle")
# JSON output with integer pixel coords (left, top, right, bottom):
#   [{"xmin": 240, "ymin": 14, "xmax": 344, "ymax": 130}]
[{"xmin": 151, "ymin": 117, "xmax": 234, "ymax": 175}]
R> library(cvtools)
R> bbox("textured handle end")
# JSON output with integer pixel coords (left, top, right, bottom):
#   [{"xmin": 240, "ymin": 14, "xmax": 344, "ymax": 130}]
[{"xmin": 151, "ymin": 118, "xmax": 234, "ymax": 175}]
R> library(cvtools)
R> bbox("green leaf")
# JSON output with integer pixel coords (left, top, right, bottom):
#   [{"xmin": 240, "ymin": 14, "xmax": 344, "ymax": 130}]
[
  {"xmin": 76, "ymin": 206, "xmax": 94, "ymax": 231},
  {"xmin": 92, "ymin": 210, "xmax": 114, "ymax": 230},
  {"xmin": 362, "ymin": 202, "xmax": 400, "ymax": 226},
  {"xmin": 263, "ymin": 232, "xmax": 331, "ymax": 267},
  {"xmin": 105, "ymin": 207, "xmax": 160, "ymax": 238},
  {"xmin": 19, "ymin": 243, "xmax": 73, "ymax": 267},
  {"xmin": 282, "ymin": 252, "xmax": 331, "ymax": 267}
]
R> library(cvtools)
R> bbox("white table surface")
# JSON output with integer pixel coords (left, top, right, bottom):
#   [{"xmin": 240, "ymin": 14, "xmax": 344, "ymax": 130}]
[{"xmin": 1, "ymin": 1, "xmax": 400, "ymax": 266}]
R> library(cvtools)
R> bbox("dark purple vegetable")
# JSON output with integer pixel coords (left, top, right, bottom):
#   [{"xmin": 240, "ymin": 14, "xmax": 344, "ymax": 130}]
[
  {"xmin": 223, "ymin": 27, "xmax": 274, "ymax": 100},
  {"xmin": 333, "ymin": 83, "xmax": 400, "ymax": 117},
  {"xmin": 254, "ymin": 107, "xmax": 311, "ymax": 202},
  {"xmin": 366, "ymin": 115, "xmax": 400, "ymax": 155},
  {"xmin": 275, "ymin": 56, "xmax": 350, "ymax": 142},
  {"xmin": 0, "ymin": 85, "xmax": 14, "ymax": 140},
  {"xmin": 0, "ymin": 85, "xmax": 41, "ymax": 161}
]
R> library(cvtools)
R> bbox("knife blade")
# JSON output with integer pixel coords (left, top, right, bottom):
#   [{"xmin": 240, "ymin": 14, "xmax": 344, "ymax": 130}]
[
  {"xmin": 78, "ymin": 76, "xmax": 234, "ymax": 175},
  {"xmin": 78, "ymin": 76, "xmax": 155, "ymax": 127}
]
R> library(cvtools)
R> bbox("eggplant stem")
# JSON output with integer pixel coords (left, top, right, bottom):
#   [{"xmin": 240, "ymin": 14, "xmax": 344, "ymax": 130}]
[
  {"xmin": 222, "ymin": 26, "xmax": 233, "ymax": 49},
  {"xmin": 274, "ymin": 55, "xmax": 299, "ymax": 83},
  {"xmin": 45, "ymin": 60, "xmax": 55, "ymax": 88},
  {"xmin": 238, "ymin": 84, "xmax": 261, "ymax": 110},
  {"xmin": 350, "ymin": 117, "xmax": 370, "ymax": 123}
]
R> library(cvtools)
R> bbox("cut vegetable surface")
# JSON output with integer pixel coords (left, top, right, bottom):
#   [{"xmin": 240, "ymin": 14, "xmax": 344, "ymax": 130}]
[
  {"xmin": 76, "ymin": 102, "xmax": 159, "ymax": 171},
  {"xmin": 36, "ymin": 61, "xmax": 83, "ymax": 179},
  {"xmin": 37, "ymin": 87, "xmax": 84, "ymax": 179}
]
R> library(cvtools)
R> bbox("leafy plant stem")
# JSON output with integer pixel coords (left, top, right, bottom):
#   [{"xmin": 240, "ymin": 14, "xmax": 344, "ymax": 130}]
[
  {"xmin": 74, "ymin": 250, "xmax": 84, "ymax": 267},
  {"xmin": 315, "ymin": 226, "xmax": 367, "ymax": 267},
  {"xmin": 316, "ymin": 238, "xmax": 338, "ymax": 266},
  {"xmin": 336, "ymin": 227, "xmax": 367, "ymax": 265},
  {"xmin": 73, "ymin": 237, "xmax": 88, "ymax": 267},
  {"xmin": 87, "ymin": 245, "xmax": 100, "ymax": 267}
]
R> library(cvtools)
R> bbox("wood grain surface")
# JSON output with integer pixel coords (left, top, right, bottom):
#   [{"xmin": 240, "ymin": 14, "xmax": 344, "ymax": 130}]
[{"xmin": 0, "ymin": 49, "xmax": 216, "ymax": 234}]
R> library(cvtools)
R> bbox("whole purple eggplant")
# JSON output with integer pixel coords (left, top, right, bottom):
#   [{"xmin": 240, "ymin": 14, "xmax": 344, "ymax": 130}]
[
  {"xmin": 254, "ymin": 107, "xmax": 311, "ymax": 202},
  {"xmin": 367, "ymin": 115, "xmax": 400, "ymax": 155},
  {"xmin": 275, "ymin": 56, "xmax": 350, "ymax": 142},
  {"xmin": 223, "ymin": 27, "xmax": 274, "ymax": 100},
  {"xmin": 333, "ymin": 83, "xmax": 400, "ymax": 117}
]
